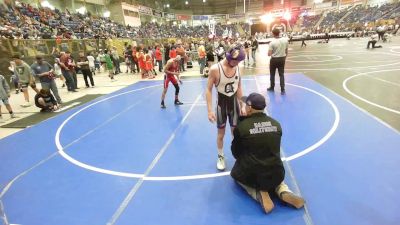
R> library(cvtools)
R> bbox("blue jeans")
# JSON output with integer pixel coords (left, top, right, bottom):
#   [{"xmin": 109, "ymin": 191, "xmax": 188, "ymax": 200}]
[{"xmin": 62, "ymin": 70, "xmax": 75, "ymax": 91}]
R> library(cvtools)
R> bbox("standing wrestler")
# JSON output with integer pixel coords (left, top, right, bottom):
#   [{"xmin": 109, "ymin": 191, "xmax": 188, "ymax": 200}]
[
  {"xmin": 161, "ymin": 55, "xmax": 183, "ymax": 108},
  {"xmin": 206, "ymin": 44, "xmax": 245, "ymax": 171}
]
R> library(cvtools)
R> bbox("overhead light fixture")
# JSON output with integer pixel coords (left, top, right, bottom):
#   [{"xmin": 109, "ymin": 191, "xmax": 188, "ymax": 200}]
[
  {"xmin": 283, "ymin": 11, "xmax": 291, "ymax": 21},
  {"xmin": 103, "ymin": 10, "xmax": 110, "ymax": 18},
  {"xmin": 76, "ymin": 6, "xmax": 86, "ymax": 15},
  {"xmin": 41, "ymin": 0, "xmax": 55, "ymax": 10},
  {"xmin": 260, "ymin": 13, "xmax": 273, "ymax": 24},
  {"xmin": 203, "ymin": 0, "xmax": 206, "ymax": 3},
  {"xmin": 185, "ymin": 1, "xmax": 188, "ymax": 5},
  {"xmin": 166, "ymin": 3, "xmax": 170, "ymax": 7}
]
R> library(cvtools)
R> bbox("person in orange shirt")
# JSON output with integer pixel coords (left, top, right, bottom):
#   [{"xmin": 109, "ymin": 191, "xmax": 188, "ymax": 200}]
[
  {"xmin": 144, "ymin": 49, "xmax": 155, "ymax": 79},
  {"xmin": 169, "ymin": 46, "xmax": 177, "ymax": 59},
  {"xmin": 155, "ymin": 46, "xmax": 163, "ymax": 72},
  {"xmin": 198, "ymin": 41, "xmax": 206, "ymax": 76},
  {"xmin": 136, "ymin": 47, "xmax": 146, "ymax": 78},
  {"xmin": 176, "ymin": 43, "xmax": 186, "ymax": 72}
]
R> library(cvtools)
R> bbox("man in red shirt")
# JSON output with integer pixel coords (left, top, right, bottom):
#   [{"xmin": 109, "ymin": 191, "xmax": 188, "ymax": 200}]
[{"xmin": 160, "ymin": 56, "xmax": 183, "ymax": 108}]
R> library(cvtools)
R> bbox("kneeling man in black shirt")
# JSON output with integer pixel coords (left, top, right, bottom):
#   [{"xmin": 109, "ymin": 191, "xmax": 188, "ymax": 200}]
[{"xmin": 231, "ymin": 92, "xmax": 305, "ymax": 213}]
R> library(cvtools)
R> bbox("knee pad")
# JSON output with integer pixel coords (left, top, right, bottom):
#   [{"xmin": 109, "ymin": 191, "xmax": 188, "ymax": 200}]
[{"xmin": 173, "ymin": 83, "xmax": 180, "ymax": 95}]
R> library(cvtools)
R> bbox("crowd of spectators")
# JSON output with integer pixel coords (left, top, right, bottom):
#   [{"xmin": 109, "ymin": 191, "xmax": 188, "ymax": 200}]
[
  {"xmin": 301, "ymin": 2, "xmax": 400, "ymax": 33},
  {"xmin": 0, "ymin": 2, "xmax": 238, "ymax": 40}
]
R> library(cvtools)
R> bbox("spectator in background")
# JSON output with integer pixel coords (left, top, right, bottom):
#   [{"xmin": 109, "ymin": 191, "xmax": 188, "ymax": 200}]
[
  {"xmin": 216, "ymin": 40, "xmax": 226, "ymax": 62},
  {"xmin": 244, "ymin": 38, "xmax": 251, "ymax": 66},
  {"xmin": 176, "ymin": 43, "xmax": 186, "ymax": 72},
  {"xmin": 155, "ymin": 45, "xmax": 163, "ymax": 72},
  {"xmin": 198, "ymin": 40, "xmax": 206, "ymax": 76},
  {"xmin": 59, "ymin": 51, "xmax": 77, "ymax": 92},
  {"xmin": 205, "ymin": 41, "xmax": 215, "ymax": 69},
  {"xmin": 31, "ymin": 56, "xmax": 62, "ymax": 104},
  {"xmin": 132, "ymin": 46, "xmax": 139, "ymax": 73},
  {"xmin": 111, "ymin": 46, "xmax": 121, "ymax": 74},
  {"xmin": 169, "ymin": 46, "xmax": 177, "ymax": 60},
  {"xmin": 0, "ymin": 74, "xmax": 17, "ymax": 123},
  {"xmin": 144, "ymin": 48, "xmax": 155, "ymax": 79},
  {"xmin": 104, "ymin": 50, "xmax": 115, "ymax": 81},
  {"xmin": 124, "ymin": 45, "xmax": 134, "ymax": 73},
  {"xmin": 251, "ymin": 36, "xmax": 258, "ymax": 64},
  {"xmin": 66, "ymin": 51, "xmax": 78, "ymax": 89},
  {"xmin": 34, "ymin": 88, "xmax": 59, "ymax": 112},
  {"xmin": 164, "ymin": 43, "xmax": 170, "ymax": 64},
  {"xmin": 12, "ymin": 54, "xmax": 39, "ymax": 107},
  {"xmin": 77, "ymin": 52, "xmax": 94, "ymax": 88},
  {"xmin": 8, "ymin": 62, "xmax": 20, "ymax": 94},
  {"xmin": 53, "ymin": 58, "xmax": 64, "ymax": 88},
  {"xmin": 301, "ymin": 32, "xmax": 308, "ymax": 47},
  {"xmin": 137, "ymin": 47, "xmax": 146, "ymax": 78},
  {"xmin": 86, "ymin": 52, "xmax": 96, "ymax": 75}
]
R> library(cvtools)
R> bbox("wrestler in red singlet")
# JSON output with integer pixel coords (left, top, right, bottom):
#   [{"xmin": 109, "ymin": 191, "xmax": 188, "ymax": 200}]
[{"xmin": 160, "ymin": 55, "xmax": 183, "ymax": 108}]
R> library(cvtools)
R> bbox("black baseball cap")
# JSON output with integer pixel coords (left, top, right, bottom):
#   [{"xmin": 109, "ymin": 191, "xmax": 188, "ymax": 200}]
[{"xmin": 241, "ymin": 93, "xmax": 266, "ymax": 110}]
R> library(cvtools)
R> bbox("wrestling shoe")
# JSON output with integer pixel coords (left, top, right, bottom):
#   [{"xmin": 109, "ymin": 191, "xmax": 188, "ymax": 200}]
[
  {"xmin": 217, "ymin": 154, "xmax": 226, "ymax": 171},
  {"xmin": 267, "ymin": 87, "xmax": 274, "ymax": 91},
  {"xmin": 161, "ymin": 103, "xmax": 166, "ymax": 109},
  {"xmin": 174, "ymin": 100, "xmax": 183, "ymax": 105}
]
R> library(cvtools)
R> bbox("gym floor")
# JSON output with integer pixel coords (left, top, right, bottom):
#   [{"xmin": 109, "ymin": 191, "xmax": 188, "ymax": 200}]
[{"xmin": 1, "ymin": 36, "xmax": 399, "ymax": 225}]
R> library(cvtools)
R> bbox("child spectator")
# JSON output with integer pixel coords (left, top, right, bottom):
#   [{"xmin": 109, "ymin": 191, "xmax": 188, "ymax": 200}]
[{"xmin": 0, "ymin": 74, "xmax": 17, "ymax": 122}]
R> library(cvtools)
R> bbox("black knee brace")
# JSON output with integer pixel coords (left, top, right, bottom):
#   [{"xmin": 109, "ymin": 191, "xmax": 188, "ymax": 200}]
[{"xmin": 173, "ymin": 83, "xmax": 180, "ymax": 95}]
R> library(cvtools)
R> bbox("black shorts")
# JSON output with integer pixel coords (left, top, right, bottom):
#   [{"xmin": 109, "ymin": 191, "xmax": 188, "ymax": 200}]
[
  {"xmin": 216, "ymin": 93, "xmax": 240, "ymax": 128},
  {"xmin": 20, "ymin": 82, "xmax": 36, "ymax": 89}
]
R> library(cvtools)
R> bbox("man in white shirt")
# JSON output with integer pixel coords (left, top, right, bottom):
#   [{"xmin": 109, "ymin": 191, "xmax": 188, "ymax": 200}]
[
  {"xmin": 267, "ymin": 29, "xmax": 288, "ymax": 95},
  {"xmin": 367, "ymin": 33, "xmax": 382, "ymax": 49},
  {"xmin": 87, "ymin": 53, "xmax": 95, "ymax": 75}
]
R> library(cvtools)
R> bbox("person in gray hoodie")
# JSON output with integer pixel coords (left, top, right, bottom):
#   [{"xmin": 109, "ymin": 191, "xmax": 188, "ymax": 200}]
[
  {"xmin": 12, "ymin": 54, "xmax": 39, "ymax": 107},
  {"xmin": 0, "ymin": 74, "xmax": 16, "ymax": 122}
]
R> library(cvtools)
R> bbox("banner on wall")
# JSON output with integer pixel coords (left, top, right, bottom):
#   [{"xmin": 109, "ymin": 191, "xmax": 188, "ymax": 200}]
[
  {"xmin": 138, "ymin": 5, "xmax": 152, "ymax": 15},
  {"xmin": 164, "ymin": 13, "xmax": 176, "ymax": 20},
  {"xmin": 228, "ymin": 14, "xmax": 245, "ymax": 19},
  {"xmin": 176, "ymin": 14, "xmax": 191, "ymax": 20},
  {"xmin": 210, "ymin": 14, "xmax": 227, "ymax": 20},
  {"xmin": 152, "ymin": 9, "xmax": 163, "ymax": 17},
  {"xmin": 192, "ymin": 15, "xmax": 209, "ymax": 20},
  {"xmin": 341, "ymin": 0, "xmax": 353, "ymax": 5},
  {"xmin": 315, "ymin": 2, "xmax": 334, "ymax": 9},
  {"xmin": 121, "ymin": 3, "xmax": 139, "ymax": 12}
]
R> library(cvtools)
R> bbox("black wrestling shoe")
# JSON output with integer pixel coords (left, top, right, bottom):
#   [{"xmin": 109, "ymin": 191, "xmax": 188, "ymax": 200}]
[
  {"xmin": 174, "ymin": 100, "xmax": 183, "ymax": 105},
  {"xmin": 161, "ymin": 103, "xmax": 166, "ymax": 109},
  {"xmin": 267, "ymin": 87, "xmax": 274, "ymax": 91},
  {"xmin": 281, "ymin": 89, "xmax": 286, "ymax": 95}
]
